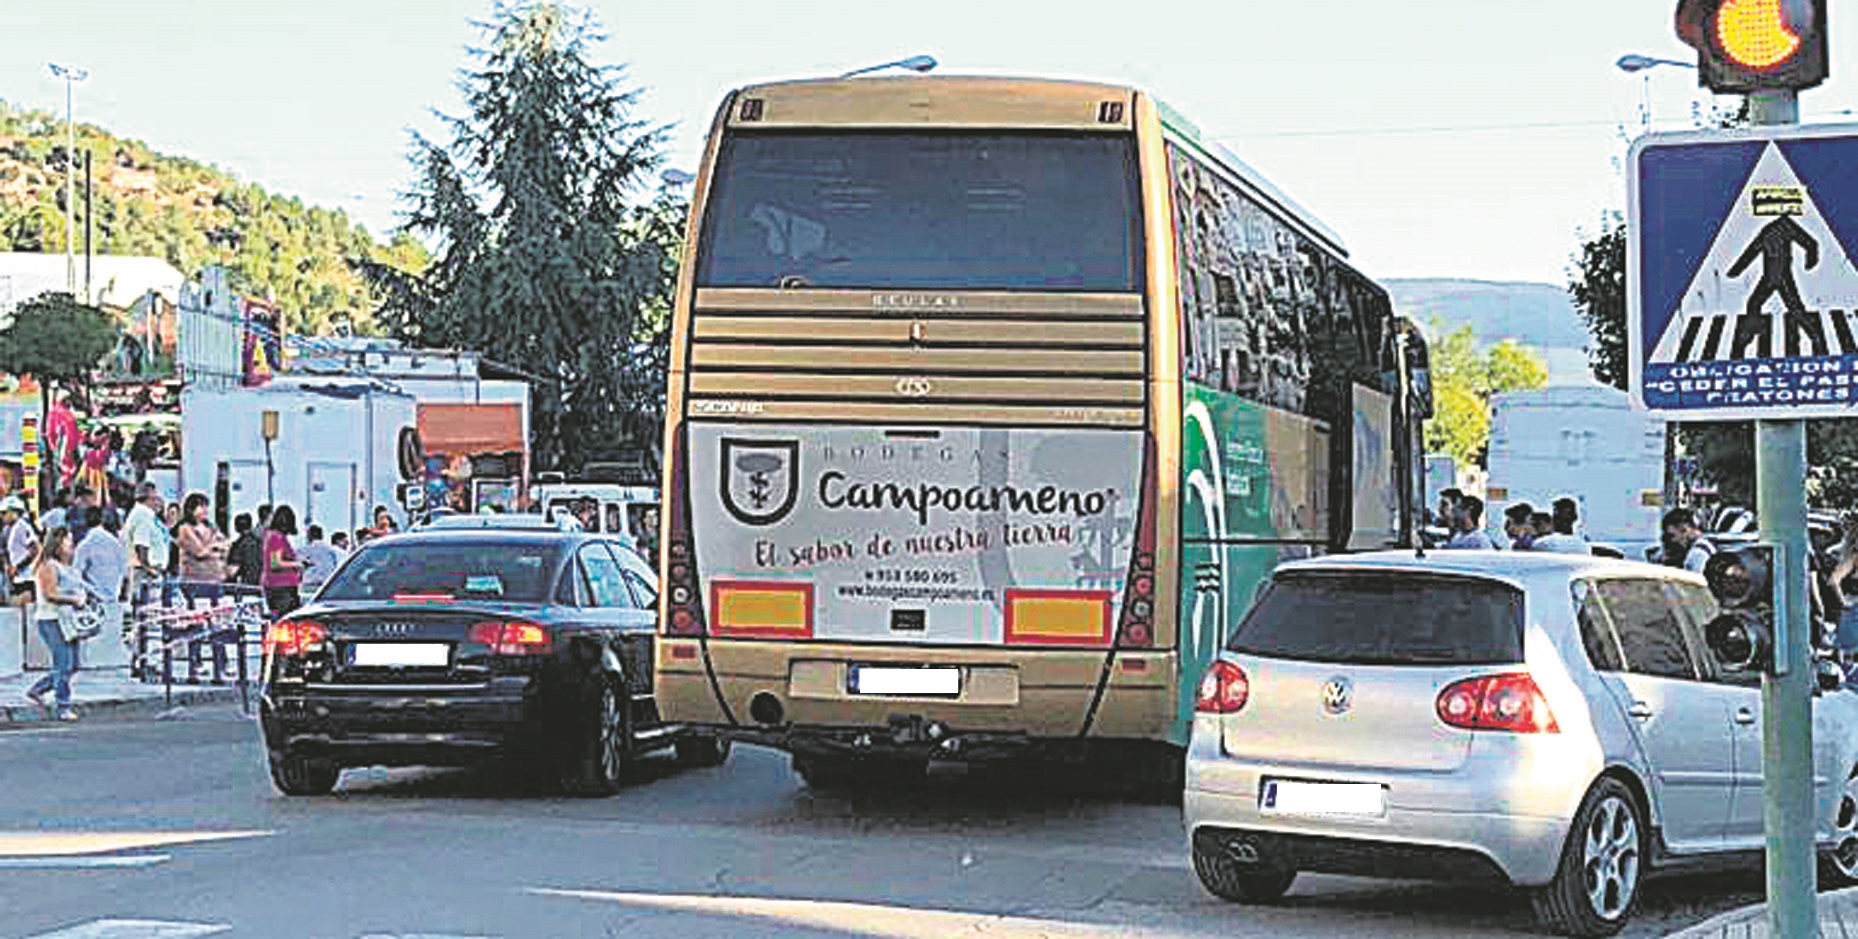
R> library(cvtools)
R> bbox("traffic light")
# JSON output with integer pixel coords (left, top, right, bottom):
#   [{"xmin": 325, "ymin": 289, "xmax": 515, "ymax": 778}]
[
  {"xmin": 1702, "ymin": 545, "xmax": 1776, "ymax": 672},
  {"xmin": 1675, "ymin": 0, "xmax": 1828, "ymax": 93}
]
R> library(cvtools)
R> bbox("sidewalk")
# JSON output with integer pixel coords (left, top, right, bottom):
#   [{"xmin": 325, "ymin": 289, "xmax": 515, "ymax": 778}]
[
  {"xmin": 0, "ymin": 666, "xmax": 247, "ymax": 724},
  {"xmin": 1668, "ymin": 888, "xmax": 1858, "ymax": 938}
]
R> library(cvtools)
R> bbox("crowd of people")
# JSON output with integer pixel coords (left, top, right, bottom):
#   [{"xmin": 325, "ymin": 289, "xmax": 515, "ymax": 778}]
[
  {"xmin": 1427, "ymin": 488, "xmax": 1594, "ymax": 554},
  {"xmin": 1, "ymin": 483, "xmax": 408, "ymax": 720}
]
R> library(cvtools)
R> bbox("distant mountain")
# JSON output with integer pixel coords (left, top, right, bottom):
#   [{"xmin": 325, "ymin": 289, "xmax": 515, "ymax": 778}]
[{"xmin": 1385, "ymin": 278, "xmax": 1599, "ymax": 386}]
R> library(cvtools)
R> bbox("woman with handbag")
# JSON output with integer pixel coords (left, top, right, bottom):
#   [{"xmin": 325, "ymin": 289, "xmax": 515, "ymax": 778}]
[{"xmin": 24, "ymin": 528, "xmax": 92, "ymax": 721}]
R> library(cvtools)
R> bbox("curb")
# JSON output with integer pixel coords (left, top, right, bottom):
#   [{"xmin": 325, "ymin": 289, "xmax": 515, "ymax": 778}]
[
  {"xmin": 1663, "ymin": 887, "xmax": 1858, "ymax": 938},
  {"xmin": 0, "ymin": 685, "xmax": 247, "ymax": 726}
]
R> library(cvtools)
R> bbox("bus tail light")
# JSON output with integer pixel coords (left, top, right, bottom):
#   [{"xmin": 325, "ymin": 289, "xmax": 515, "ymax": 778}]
[
  {"xmin": 1115, "ymin": 433, "xmax": 1159, "ymax": 647},
  {"xmin": 663, "ymin": 425, "xmax": 708, "ymax": 637}
]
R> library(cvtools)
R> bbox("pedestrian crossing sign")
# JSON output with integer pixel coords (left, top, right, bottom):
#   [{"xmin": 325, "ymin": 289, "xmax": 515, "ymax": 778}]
[{"xmin": 1629, "ymin": 123, "xmax": 1858, "ymax": 419}]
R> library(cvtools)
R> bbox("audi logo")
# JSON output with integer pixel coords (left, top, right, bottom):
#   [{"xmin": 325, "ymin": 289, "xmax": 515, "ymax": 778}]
[
  {"xmin": 894, "ymin": 377, "xmax": 934, "ymax": 398},
  {"xmin": 372, "ymin": 622, "xmax": 417, "ymax": 636}
]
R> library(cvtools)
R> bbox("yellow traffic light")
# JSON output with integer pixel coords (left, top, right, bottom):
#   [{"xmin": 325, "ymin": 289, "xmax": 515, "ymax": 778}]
[{"xmin": 1717, "ymin": 0, "xmax": 1802, "ymax": 69}]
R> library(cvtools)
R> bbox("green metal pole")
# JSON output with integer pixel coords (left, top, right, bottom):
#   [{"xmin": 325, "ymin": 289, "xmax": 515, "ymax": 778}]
[{"xmin": 1750, "ymin": 87, "xmax": 1816, "ymax": 939}]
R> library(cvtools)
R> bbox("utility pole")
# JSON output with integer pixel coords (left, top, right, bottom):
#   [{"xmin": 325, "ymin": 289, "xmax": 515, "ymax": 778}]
[{"xmin": 47, "ymin": 63, "xmax": 88, "ymax": 296}]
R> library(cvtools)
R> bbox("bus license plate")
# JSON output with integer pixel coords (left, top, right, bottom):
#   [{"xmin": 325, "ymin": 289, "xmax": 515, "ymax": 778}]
[
  {"xmin": 349, "ymin": 643, "xmax": 451, "ymax": 668},
  {"xmin": 848, "ymin": 665, "xmax": 961, "ymax": 697},
  {"xmin": 1260, "ymin": 779, "xmax": 1386, "ymax": 817}
]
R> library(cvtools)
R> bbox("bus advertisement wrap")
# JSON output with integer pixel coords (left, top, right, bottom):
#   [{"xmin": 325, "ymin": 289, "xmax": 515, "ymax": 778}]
[{"xmin": 688, "ymin": 423, "xmax": 1142, "ymax": 646}]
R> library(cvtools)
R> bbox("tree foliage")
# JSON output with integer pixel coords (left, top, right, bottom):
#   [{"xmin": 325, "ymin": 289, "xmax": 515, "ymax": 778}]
[
  {"xmin": 0, "ymin": 291, "xmax": 119, "ymax": 390},
  {"xmin": 1568, "ymin": 220, "xmax": 1628, "ymax": 391},
  {"xmin": 358, "ymin": 2, "xmax": 680, "ymax": 473},
  {"xmin": 1423, "ymin": 324, "xmax": 1549, "ymax": 467},
  {"xmin": 0, "ymin": 99, "xmax": 427, "ymax": 334}
]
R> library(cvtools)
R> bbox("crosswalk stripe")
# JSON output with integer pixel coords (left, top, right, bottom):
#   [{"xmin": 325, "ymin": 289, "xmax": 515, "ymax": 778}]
[{"xmin": 21, "ymin": 919, "xmax": 229, "ymax": 939}]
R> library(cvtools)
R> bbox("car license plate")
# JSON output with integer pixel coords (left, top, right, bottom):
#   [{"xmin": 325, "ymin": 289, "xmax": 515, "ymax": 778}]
[
  {"xmin": 349, "ymin": 642, "xmax": 450, "ymax": 668},
  {"xmin": 848, "ymin": 665, "xmax": 961, "ymax": 697},
  {"xmin": 1260, "ymin": 779, "xmax": 1386, "ymax": 817}
]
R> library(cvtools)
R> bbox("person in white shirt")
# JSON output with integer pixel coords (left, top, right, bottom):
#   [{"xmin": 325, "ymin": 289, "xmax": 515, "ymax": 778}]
[
  {"xmin": 298, "ymin": 525, "xmax": 341, "ymax": 595},
  {"xmin": 122, "ymin": 483, "xmax": 168, "ymax": 607},
  {"xmin": 1532, "ymin": 497, "xmax": 1592, "ymax": 555},
  {"xmin": 72, "ymin": 506, "xmax": 130, "ymax": 661},
  {"xmin": 1661, "ymin": 508, "xmax": 1717, "ymax": 573},
  {"xmin": 2, "ymin": 496, "xmax": 38, "ymax": 605},
  {"xmin": 1444, "ymin": 495, "xmax": 1497, "ymax": 550}
]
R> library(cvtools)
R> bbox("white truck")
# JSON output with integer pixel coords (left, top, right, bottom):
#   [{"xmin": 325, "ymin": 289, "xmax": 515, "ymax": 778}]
[{"xmin": 1484, "ymin": 385, "xmax": 1666, "ymax": 558}]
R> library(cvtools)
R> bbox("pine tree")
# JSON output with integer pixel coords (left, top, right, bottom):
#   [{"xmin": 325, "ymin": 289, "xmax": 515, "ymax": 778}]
[{"xmin": 359, "ymin": 2, "xmax": 680, "ymax": 473}]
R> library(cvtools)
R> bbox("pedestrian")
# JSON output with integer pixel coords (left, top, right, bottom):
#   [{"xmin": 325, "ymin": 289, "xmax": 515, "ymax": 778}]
[
  {"xmin": 1503, "ymin": 502, "xmax": 1536, "ymax": 551},
  {"xmin": 330, "ymin": 530, "xmax": 351, "ymax": 555},
  {"xmin": 1660, "ymin": 508, "xmax": 1717, "ymax": 573},
  {"xmin": 299, "ymin": 524, "xmax": 339, "ymax": 595},
  {"xmin": 261, "ymin": 505, "xmax": 306, "ymax": 617},
  {"xmin": 370, "ymin": 505, "xmax": 397, "ymax": 538},
  {"xmin": 72, "ymin": 505, "xmax": 129, "ymax": 665},
  {"xmin": 225, "ymin": 514, "xmax": 262, "ymax": 587},
  {"xmin": 354, "ymin": 527, "xmax": 373, "ymax": 547},
  {"xmin": 175, "ymin": 493, "xmax": 228, "ymax": 602},
  {"xmin": 130, "ymin": 424, "xmax": 160, "ymax": 483},
  {"xmin": 1444, "ymin": 495, "xmax": 1496, "ymax": 550},
  {"xmin": 123, "ymin": 483, "xmax": 169, "ymax": 608},
  {"xmin": 24, "ymin": 528, "xmax": 90, "ymax": 721},
  {"xmin": 66, "ymin": 485, "xmax": 96, "ymax": 546},
  {"xmin": 79, "ymin": 428, "xmax": 110, "ymax": 496},
  {"xmin": 45, "ymin": 393, "xmax": 80, "ymax": 490},
  {"xmin": 3, "ymin": 496, "xmax": 39, "ymax": 609},
  {"xmin": 39, "ymin": 487, "xmax": 70, "ymax": 533},
  {"xmin": 1530, "ymin": 511, "xmax": 1555, "ymax": 541},
  {"xmin": 1534, "ymin": 498, "xmax": 1591, "ymax": 555}
]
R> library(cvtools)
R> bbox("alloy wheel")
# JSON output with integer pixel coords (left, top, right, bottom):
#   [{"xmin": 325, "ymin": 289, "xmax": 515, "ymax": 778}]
[
  {"xmin": 1582, "ymin": 794, "xmax": 1641, "ymax": 921},
  {"xmin": 599, "ymin": 683, "xmax": 625, "ymax": 784}
]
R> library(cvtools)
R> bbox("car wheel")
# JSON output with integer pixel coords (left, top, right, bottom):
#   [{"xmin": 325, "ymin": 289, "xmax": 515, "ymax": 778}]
[
  {"xmin": 562, "ymin": 679, "xmax": 628, "ymax": 797},
  {"xmin": 1533, "ymin": 777, "xmax": 1643, "ymax": 938},
  {"xmin": 1821, "ymin": 765, "xmax": 1858, "ymax": 887},
  {"xmin": 675, "ymin": 734, "xmax": 732, "ymax": 768},
  {"xmin": 269, "ymin": 752, "xmax": 340, "ymax": 796},
  {"xmin": 1190, "ymin": 836, "xmax": 1297, "ymax": 903}
]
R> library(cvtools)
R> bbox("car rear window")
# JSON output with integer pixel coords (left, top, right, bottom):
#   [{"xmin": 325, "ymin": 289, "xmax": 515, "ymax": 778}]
[
  {"xmin": 317, "ymin": 541, "xmax": 562, "ymax": 603},
  {"xmin": 1227, "ymin": 572, "xmax": 1524, "ymax": 666}
]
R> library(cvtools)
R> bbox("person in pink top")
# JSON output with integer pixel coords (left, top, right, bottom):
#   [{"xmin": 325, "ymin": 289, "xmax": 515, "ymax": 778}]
[
  {"xmin": 45, "ymin": 393, "xmax": 81, "ymax": 490},
  {"xmin": 261, "ymin": 505, "xmax": 306, "ymax": 616}
]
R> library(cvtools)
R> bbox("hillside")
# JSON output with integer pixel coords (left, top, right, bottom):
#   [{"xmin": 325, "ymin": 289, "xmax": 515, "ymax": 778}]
[
  {"xmin": 0, "ymin": 99, "xmax": 425, "ymax": 333},
  {"xmin": 1385, "ymin": 278, "xmax": 1599, "ymax": 386}
]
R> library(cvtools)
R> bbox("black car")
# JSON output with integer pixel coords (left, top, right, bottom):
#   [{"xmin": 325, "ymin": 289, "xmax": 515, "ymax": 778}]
[{"xmin": 258, "ymin": 527, "xmax": 728, "ymax": 796}]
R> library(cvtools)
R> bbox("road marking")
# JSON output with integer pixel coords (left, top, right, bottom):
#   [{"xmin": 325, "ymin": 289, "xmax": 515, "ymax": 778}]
[
  {"xmin": 0, "ymin": 853, "xmax": 169, "ymax": 869},
  {"xmin": 528, "ymin": 888, "xmax": 1169, "ymax": 938},
  {"xmin": 0, "ymin": 830, "xmax": 272, "ymax": 857},
  {"xmin": 21, "ymin": 919, "xmax": 230, "ymax": 938}
]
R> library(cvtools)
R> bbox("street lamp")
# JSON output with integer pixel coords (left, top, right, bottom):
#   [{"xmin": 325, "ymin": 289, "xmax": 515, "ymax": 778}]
[
  {"xmin": 1616, "ymin": 53, "xmax": 1696, "ymax": 132},
  {"xmin": 840, "ymin": 54, "xmax": 937, "ymax": 79},
  {"xmin": 47, "ymin": 62, "xmax": 88, "ymax": 296}
]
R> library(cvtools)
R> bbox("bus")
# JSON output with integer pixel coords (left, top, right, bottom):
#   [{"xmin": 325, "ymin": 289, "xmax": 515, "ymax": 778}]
[{"xmin": 655, "ymin": 75, "xmax": 1432, "ymax": 789}]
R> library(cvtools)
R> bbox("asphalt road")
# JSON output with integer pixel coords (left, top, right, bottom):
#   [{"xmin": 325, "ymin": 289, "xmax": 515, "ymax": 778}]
[{"xmin": 0, "ymin": 706, "xmax": 1763, "ymax": 939}]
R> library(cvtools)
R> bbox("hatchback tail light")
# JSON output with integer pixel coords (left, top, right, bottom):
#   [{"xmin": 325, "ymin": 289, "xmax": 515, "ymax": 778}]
[
  {"xmin": 469, "ymin": 621, "xmax": 553, "ymax": 655},
  {"xmin": 1436, "ymin": 672, "xmax": 1560, "ymax": 733},
  {"xmin": 264, "ymin": 620, "xmax": 328, "ymax": 658},
  {"xmin": 1195, "ymin": 660, "xmax": 1250, "ymax": 714}
]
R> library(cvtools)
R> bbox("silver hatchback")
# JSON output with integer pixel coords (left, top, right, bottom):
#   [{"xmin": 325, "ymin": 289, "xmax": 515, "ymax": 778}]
[{"xmin": 1183, "ymin": 550, "xmax": 1858, "ymax": 938}]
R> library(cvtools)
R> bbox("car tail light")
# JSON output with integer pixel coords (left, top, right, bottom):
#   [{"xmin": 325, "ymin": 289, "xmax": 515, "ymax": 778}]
[
  {"xmin": 663, "ymin": 425, "xmax": 707, "ymax": 637},
  {"xmin": 1115, "ymin": 433, "xmax": 1159, "ymax": 647},
  {"xmin": 264, "ymin": 620, "xmax": 328, "ymax": 658},
  {"xmin": 1436, "ymin": 672, "xmax": 1560, "ymax": 733},
  {"xmin": 1195, "ymin": 660, "xmax": 1250, "ymax": 714},
  {"xmin": 469, "ymin": 621, "xmax": 553, "ymax": 655}
]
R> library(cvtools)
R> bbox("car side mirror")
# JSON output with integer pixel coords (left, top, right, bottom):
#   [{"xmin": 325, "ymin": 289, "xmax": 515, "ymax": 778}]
[{"xmin": 1817, "ymin": 659, "xmax": 1845, "ymax": 693}]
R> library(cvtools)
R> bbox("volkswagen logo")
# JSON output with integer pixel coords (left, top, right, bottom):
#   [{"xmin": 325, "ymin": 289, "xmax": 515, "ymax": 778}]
[
  {"xmin": 372, "ymin": 622, "xmax": 417, "ymax": 636},
  {"xmin": 1320, "ymin": 676, "xmax": 1354, "ymax": 715},
  {"xmin": 894, "ymin": 377, "xmax": 934, "ymax": 398}
]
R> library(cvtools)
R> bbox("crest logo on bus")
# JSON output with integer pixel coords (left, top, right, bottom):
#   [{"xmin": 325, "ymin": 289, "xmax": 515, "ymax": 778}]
[{"xmin": 720, "ymin": 438, "xmax": 801, "ymax": 527}]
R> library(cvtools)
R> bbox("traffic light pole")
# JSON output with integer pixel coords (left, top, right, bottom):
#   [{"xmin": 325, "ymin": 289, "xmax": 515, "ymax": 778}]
[{"xmin": 1753, "ymin": 82, "xmax": 1817, "ymax": 939}]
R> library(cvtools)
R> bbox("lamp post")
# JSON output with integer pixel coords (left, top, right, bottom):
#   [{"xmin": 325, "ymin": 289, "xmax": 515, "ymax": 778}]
[
  {"xmin": 47, "ymin": 62, "xmax": 88, "ymax": 296},
  {"xmin": 1615, "ymin": 54, "xmax": 1696, "ymax": 132},
  {"xmin": 840, "ymin": 55, "xmax": 937, "ymax": 79}
]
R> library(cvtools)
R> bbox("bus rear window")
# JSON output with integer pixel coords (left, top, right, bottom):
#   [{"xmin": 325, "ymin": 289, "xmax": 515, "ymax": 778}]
[
  {"xmin": 1228, "ymin": 572, "xmax": 1524, "ymax": 666},
  {"xmin": 696, "ymin": 131, "xmax": 1141, "ymax": 291}
]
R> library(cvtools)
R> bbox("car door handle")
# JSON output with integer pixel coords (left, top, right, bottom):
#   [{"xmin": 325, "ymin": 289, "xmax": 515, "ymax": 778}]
[
  {"xmin": 1628, "ymin": 701, "xmax": 1654, "ymax": 719},
  {"xmin": 1735, "ymin": 707, "xmax": 1758, "ymax": 726}
]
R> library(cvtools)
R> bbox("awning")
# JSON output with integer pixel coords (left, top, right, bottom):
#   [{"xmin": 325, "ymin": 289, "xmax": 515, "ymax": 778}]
[{"xmin": 417, "ymin": 403, "xmax": 524, "ymax": 456}]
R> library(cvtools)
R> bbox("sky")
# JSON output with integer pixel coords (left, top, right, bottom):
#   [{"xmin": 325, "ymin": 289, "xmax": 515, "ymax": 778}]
[{"xmin": 5, "ymin": 0, "xmax": 1856, "ymax": 287}]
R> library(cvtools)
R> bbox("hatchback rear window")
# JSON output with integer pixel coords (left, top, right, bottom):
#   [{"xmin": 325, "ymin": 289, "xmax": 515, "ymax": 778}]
[
  {"xmin": 1228, "ymin": 572, "xmax": 1524, "ymax": 665},
  {"xmin": 318, "ymin": 541, "xmax": 561, "ymax": 603}
]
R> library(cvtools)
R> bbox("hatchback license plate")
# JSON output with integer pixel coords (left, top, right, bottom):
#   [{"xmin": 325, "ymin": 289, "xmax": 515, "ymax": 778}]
[
  {"xmin": 848, "ymin": 665, "xmax": 960, "ymax": 697},
  {"xmin": 349, "ymin": 643, "xmax": 450, "ymax": 668},
  {"xmin": 1260, "ymin": 779, "xmax": 1385, "ymax": 817}
]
